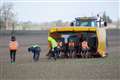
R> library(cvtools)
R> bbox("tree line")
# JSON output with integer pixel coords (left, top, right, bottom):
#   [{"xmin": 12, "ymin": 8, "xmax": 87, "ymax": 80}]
[{"xmin": 0, "ymin": 3, "xmax": 114, "ymax": 30}]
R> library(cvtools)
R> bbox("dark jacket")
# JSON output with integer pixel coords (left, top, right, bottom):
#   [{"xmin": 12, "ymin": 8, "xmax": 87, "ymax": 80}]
[{"xmin": 28, "ymin": 45, "xmax": 41, "ymax": 54}]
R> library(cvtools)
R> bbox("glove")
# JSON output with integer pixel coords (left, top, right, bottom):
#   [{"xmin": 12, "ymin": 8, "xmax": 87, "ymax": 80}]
[{"xmin": 52, "ymin": 48, "xmax": 54, "ymax": 51}]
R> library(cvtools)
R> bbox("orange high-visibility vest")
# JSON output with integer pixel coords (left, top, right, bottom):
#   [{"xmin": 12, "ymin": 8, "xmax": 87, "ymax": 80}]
[
  {"xmin": 9, "ymin": 41, "xmax": 18, "ymax": 50},
  {"xmin": 82, "ymin": 41, "xmax": 89, "ymax": 49}
]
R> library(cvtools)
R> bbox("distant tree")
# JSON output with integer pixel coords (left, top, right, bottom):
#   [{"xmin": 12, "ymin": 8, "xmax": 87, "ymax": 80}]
[
  {"xmin": 102, "ymin": 12, "xmax": 112, "ymax": 23},
  {"xmin": 55, "ymin": 20, "xmax": 63, "ymax": 26},
  {"xmin": 116, "ymin": 19, "xmax": 120, "ymax": 28},
  {"xmin": 0, "ymin": 3, "xmax": 16, "ymax": 30},
  {"xmin": 102, "ymin": 12, "xmax": 107, "ymax": 21},
  {"xmin": 107, "ymin": 16, "xmax": 112, "ymax": 23}
]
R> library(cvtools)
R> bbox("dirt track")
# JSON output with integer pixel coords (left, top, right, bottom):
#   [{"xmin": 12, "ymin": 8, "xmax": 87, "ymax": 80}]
[{"xmin": 0, "ymin": 29, "xmax": 120, "ymax": 80}]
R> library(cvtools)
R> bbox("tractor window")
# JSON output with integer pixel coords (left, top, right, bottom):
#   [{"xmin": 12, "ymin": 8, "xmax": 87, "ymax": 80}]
[
  {"xmin": 80, "ymin": 21, "xmax": 90, "ymax": 26},
  {"xmin": 91, "ymin": 21, "xmax": 97, "ymax": 27},
  {"xmin": 76, "ymin": 20, "xmax": 81, "ymax": 26},
  {"xmin": 76, "ymin": 21, "xmax": 92, "ymax": 26},
  {"xmin": 75, "ymin": 19, "xmax": 97, "ymax": 27}
]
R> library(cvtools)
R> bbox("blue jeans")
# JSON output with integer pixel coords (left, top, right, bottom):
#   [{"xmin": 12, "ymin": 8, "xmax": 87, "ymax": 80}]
[
  {"xmin": 33, "ymin": 52, "xmax": 40, "ymax": 61},
  {"xmin": 49, "ymin": 47, "xmax": 59, "ymax": 60},
  {"xmin": 10, "ymin": 50, "xmax": 16, "ymax": 62}
]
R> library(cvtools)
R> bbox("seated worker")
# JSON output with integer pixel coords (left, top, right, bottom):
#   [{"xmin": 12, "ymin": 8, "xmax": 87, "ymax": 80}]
[
  {"xmin": 68, "ymin": 39, "xmax": 75, "ymax": 58},
  {"xmin": 28, "ymin": 44, "xmax": 41, "ymax": 62},
  {"xmin": 81, "ymin": 38, "xmax": 90, "ymax": 58},
  {"xmin": 57, "ymin": 41, "xmax": 63, "ymax": 49},
  {"xmin": 74, "ymin": 41, "xmax": 81, "ymax": 58},
  {"xmin": 57, "ymin": 41, "xmax": 63, "ymax": 57}
]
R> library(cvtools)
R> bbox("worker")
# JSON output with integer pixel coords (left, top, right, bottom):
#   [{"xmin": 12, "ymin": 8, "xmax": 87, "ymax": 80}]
[
  {"xmin": 81, "ymin": 38, "xmax": 90, "ymax": 58},
  {"xmin": 68, "ymin": 39, "xmax": 75, "ymax": 58},
  {"xmin": 28, "ymin": 44, "xmax": 41, "ymax": 62},
  {"xmin": 48, "ymin": 36, "xmax": 59, "ymax": 60},
  {"xmin": 9, "ymin": 36, "xmax": 18, "ymax": 64},
  {"xmin": 96, "ymin": 14, "xmax": 101, "ymax": 27}
]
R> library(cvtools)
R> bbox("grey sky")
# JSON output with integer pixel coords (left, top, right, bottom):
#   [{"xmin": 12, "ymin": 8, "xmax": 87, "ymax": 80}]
[{"xmin": 0, "ymin": 0, "xmax": 119, "ymax": 23}]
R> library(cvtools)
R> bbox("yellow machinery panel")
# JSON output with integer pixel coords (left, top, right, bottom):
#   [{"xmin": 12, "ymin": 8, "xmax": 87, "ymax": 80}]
[
  {"xmin": 57, "ymin": 27, "xmax": 74, "ymax": 32},
  {"xmin": 97, "ymin": 28, "xmax": 107, "ymax": 57},
  {"xmin": 49, "ymin": 27, "xmax": 97, "ymax": 33}
]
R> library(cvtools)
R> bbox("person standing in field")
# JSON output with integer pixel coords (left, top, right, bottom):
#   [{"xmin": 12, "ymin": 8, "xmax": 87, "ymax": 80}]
[
  {"xmin": 9, "ymin": 36, "xmax": 18, "ymax": 64},
  {"xmin": 96, "ymin": 14, "xmax": 101, "ymax": 27}
]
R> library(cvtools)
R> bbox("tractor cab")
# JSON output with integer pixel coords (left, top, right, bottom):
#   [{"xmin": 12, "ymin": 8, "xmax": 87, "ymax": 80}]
[{"xmin": 70, "ymin": 17, "xmax": 107, "ymax": 27}]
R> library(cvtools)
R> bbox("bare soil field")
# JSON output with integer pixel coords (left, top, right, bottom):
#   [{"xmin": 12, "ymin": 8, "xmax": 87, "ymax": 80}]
[{"xmin": 0, "ymin": 29, "xmax": 120, "ymax": 80}]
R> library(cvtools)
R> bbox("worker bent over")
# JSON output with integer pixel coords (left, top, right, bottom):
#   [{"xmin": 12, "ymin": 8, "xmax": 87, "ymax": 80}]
[
  {"xmin": 28, "ymin": 45, "xmax": 41, "ymax": 62},
  {"xmin": 48, "ymin": 36, "xmax": 59, "ymax": 60}
]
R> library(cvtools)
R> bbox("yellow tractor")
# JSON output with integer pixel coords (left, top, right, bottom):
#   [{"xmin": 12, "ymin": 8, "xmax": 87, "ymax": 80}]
[{"xmin": 48, "ymin": 17, "xmax": 107, "ymax": 58}]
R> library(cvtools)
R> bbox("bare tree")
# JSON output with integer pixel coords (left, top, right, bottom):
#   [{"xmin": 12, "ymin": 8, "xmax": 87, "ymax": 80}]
[
  {"xmin": 102, "ymin": 11, "xmax": 112, "ymax": 23},
  {"xmin": 0, "ymin": 3, "xmax": 16, "ymax": 30}
]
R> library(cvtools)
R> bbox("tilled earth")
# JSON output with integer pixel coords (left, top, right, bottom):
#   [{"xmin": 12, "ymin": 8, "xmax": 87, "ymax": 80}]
[{"xmin": 0, "ymin": 29, "xmax": 120, "ymax": 80}]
